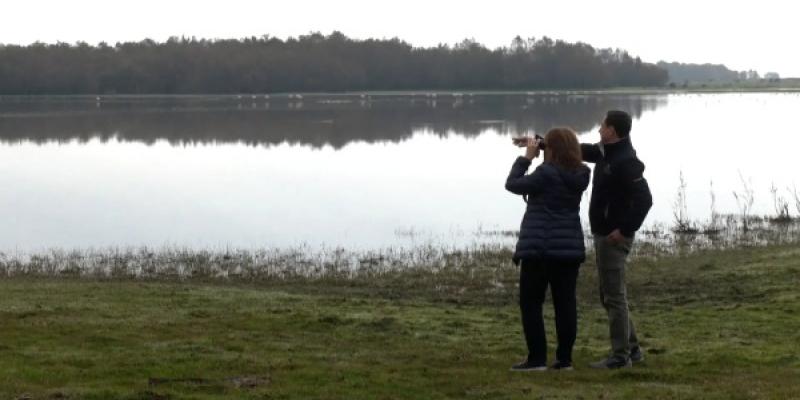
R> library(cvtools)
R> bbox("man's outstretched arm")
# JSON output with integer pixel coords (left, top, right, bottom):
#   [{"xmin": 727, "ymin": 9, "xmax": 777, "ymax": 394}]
[{"xmin": 581, "ymin": 143, "xmax": 603, "ymax": 163}]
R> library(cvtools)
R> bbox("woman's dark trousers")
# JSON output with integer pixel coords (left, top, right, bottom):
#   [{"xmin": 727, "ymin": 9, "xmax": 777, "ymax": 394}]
[{"xmin": 519, "ymin": 259, "xmax": 580, "ymax": 364}]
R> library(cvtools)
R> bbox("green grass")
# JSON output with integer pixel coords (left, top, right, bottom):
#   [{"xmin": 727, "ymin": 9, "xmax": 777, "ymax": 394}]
[{"xmin": 1, "ymin": 244, "xmax": 799, "ymax": 399}]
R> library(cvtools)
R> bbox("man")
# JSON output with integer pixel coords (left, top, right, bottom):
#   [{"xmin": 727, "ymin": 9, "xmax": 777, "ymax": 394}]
[{"xmin": 581, "ymin": 110, "xmax": 653, "ymax": 369}]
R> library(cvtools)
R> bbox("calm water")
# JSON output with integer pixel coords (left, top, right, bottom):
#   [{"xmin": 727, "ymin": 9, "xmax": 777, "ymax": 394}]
[{"xmin": 1, "ymin": 92, "xmax": 798, "ymax": 252}]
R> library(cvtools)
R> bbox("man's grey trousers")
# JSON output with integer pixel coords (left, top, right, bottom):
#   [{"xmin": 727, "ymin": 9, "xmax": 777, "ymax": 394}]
[{"xmin": 594, "ymin": 234, "xmax": 640, "ymax": 359}]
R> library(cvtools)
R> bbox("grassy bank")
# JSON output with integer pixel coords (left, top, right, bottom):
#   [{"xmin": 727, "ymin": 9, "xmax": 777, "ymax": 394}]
[{"xmin": 1, "ymin": 243, "xmax": 799, "ymax": 399}]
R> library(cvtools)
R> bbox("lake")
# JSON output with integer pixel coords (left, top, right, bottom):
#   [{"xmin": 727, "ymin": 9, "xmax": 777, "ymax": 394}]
[{"xmin": 2, "ymin": 92, "xmax": 799, "ymax": 253}]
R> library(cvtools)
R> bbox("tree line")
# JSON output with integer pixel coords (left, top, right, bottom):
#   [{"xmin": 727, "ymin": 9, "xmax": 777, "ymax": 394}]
[
  {"xmin": 656, "ymin": 61, "xmax": 767, "ymax": 85},
  {"xmin": 0, "ymin": 32, "xmax": 669, "ymax": 94}
]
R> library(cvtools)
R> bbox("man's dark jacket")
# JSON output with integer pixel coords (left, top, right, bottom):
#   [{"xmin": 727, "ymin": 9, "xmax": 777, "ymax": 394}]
[
  {"xmin": 581, "ymin": 137, "xmax": 653, "ymax": 237},
  {"xmin": 505, "ymin": 158, "xmax": 591, "ymax": 264}
]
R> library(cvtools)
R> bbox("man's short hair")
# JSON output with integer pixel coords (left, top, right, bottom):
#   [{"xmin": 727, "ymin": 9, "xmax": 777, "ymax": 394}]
[{"xmin": 605, "ymin": 110, "xmax": 632, "ymax": 138}]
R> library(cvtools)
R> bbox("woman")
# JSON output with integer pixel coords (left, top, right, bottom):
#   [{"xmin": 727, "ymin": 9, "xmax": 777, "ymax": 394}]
[{"xmin": 505, "ymin": 128, "xmax": 590, "ymax": 371}]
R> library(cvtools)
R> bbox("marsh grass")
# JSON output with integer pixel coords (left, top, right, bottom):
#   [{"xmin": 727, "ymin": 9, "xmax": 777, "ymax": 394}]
[
  {"xmin": 769, "ymin": 182, "xmax": 792, "ymax": 223},
  {"xmin": 672, "ymin": 170, "xmax": 698, "ymax": 234},
  {"xmin": 732, "ymin": 172, "xmax": 756, "ymax": 231},
  {"xmin": 793, "ymin": 184, "xmax": 800, "ymax": 216},
  {"xmin": 1, "ymin": 214, "xmax": 799, "ymax": 301},
  {"xmin": 0, "ymin": 244, "xmax": 523, "ymax": 304}
]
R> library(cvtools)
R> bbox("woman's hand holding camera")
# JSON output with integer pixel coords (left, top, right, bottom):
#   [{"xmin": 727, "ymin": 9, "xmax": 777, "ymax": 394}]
[
  {"xmin": 512, "ymin": 136, "xmax": 541, "ymax": 160},
  {"xmin": 525, "ymin": 138, "xmax": 541, "ymax": 160}
]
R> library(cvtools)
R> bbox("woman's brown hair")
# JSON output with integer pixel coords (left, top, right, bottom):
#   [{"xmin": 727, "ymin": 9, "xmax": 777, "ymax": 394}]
[{"xmin": 544, "ymin": 127, "xmax": 584, "ymax": 170}]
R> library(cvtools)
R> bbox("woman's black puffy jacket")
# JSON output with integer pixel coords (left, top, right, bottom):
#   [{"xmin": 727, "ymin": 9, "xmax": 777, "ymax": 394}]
[{"xmin": 505, "ymin": 157, "xmax": 591, "ymax": 264}]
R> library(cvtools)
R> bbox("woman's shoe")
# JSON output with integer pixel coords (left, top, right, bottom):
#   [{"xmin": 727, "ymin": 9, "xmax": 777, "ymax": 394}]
[
  {"xmin": 550, "ymin": 360, "xmax": 573, "ymax": 370},
  {"xmin": 510, "ymin": 359, "xmax": 547, "ymax": 372}
]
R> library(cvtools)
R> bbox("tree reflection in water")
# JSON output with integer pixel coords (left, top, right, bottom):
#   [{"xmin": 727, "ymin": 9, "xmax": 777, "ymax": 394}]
[{"xmin": 0, "ymin": 93, "xmax": 667, "ymax": 148}]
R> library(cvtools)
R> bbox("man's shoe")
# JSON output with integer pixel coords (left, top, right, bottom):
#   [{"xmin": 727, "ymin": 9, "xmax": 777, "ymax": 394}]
[
  {"xmin": 630, "ymin": 346, "xmax": 644, "ymax": 363},
  {"xmin": 550, "ymin": 360, "xmax": 573, "ymax": 371},
  {"xmin": 510, "ymin": 359, "xmax": 547, "ymax": 372},
  {"xmin": 589, "ymin": 356, "xmax": 632, "ymax": 369}
]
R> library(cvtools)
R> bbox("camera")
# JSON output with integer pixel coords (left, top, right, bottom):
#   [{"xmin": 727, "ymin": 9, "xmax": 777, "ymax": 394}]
[
  {"xmin": 513, "ymin": 135, "xmax": 546, "ymax": 149},
  {"xmin": 534, "ymin": 134, "xmax": 546, "ymax": 150}
]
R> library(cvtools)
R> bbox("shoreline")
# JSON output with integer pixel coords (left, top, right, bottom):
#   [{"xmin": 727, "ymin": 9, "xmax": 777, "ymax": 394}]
[
  {"xmin": 2, "ymin": 218, "xmax": 798, "ymax": 286},
  {"xmin": 3, "ymin": 87, "xmax": 800, "ymax": 100}
]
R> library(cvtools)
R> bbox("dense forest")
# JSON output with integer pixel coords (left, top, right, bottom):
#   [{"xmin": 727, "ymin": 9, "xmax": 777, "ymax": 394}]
[{"xmin": 0, "ymin": 32, "xmax": 669, "ymax": 94}]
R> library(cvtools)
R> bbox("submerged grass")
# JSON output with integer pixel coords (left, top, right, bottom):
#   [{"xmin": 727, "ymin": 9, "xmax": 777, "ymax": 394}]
[
  {"xmin": 2, "ymin": 217, "xmax": 799, "ymax": 303},
  {"xmin": 0, "ymin": 242, "xmax": 799, "ymax": 398}
]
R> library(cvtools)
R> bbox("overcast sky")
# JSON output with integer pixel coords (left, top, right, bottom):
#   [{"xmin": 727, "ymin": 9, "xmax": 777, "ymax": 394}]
[{"xmin": 4, "ymin": 0, "xmax": 798, "ymax": 77}]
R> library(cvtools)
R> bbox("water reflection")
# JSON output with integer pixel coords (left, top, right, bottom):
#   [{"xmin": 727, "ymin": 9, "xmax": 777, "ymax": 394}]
[{"xmin": 0, "ymin": 94, "xmax": 667, "ymax": 147}]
